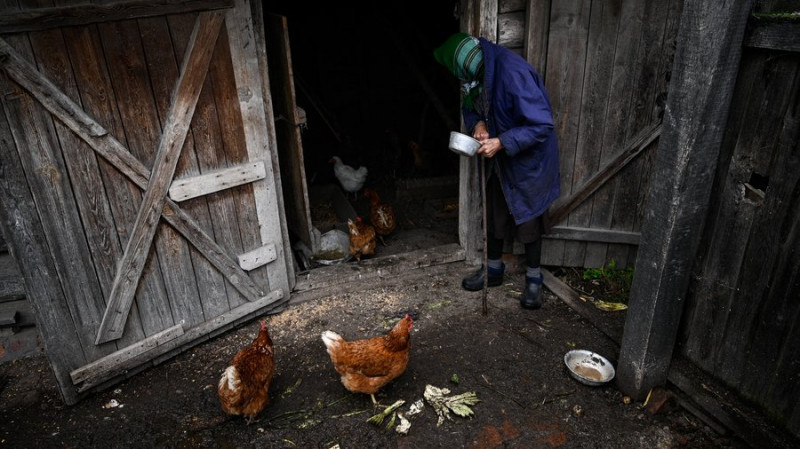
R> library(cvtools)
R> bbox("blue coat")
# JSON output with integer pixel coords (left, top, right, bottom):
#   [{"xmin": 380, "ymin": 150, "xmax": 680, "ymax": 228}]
[{"xmin": 463, "ymin": 38, "xmax": 560, "ymax": 225}]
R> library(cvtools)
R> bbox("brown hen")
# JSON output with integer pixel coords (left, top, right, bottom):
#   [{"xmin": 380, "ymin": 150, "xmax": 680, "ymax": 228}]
[
  {"xmin": 218, "ymin": 321, "xmax": 274, "ymax": 425},
  {"xmin": 321, "ymin": 314, "xmax": 413, "ymax": 406},
  {"xmin": 347, "ymin": 216, "xmax": 377, "ymax": 261},
  {"xmin": 363, "ymin": 188, "xmax": 396, "ymax": 245}
]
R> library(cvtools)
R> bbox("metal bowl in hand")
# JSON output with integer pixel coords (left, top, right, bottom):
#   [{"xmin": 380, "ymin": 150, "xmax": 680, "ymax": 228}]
[{"xmin": 449, "ymin": 131, "xmax": 480, "ymax": 157}]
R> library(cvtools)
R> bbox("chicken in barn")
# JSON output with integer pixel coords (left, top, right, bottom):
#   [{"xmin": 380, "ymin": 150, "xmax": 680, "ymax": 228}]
[
  {"xmin": 218, "ymin": 320, "xmax": 275, "ymax": 425},
  {"xmin": 330, "ymin": 156, "xmax": 368, "ymax": 200},
  {"xmin": 321, "ymin": 314, "xmax": 413, "ymax": 407},
  {"xmin": 347, "ymin": 216, "xmax": 377, "ymax": 261},
  {"xmin": 363, "ymin": 188, "xmax": 396, "ymax": 245}
]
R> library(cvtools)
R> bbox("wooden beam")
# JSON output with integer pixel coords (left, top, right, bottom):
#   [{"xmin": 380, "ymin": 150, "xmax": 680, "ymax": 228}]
[
  {"xmin": 616, "ymin": 0, "xmax": 756, "ymax": 401},
  {"xmin": 238, "ymin": 243, "xmax": 277, "ymax": 271},
  {"xmin": 293, "ymin": 243, "xmax": 465, "ymax": 293},
  {"xmin": 744, "ymin": 17, "xmax": 800, "ymax": 53},
  {"xmin": 96, "ymin": 11, "xmax": 223, "ymax": 344},
  {"xmin": 168, "ymin": 160, "xmax": 267, "ymax": 202},
  {"xmin": 542, "ymin": 269, "xmax": 623, "ymax": 344},
  {"xmin": 71, "ymin": 324, "xmax": 185, "ymax": 385},
  {"xmin": 544, "ymin": 226, "xmax": 640, "ymax": 245},
  {"xmin": 74, "ymin": 290, "xmax": 283, "ymax": 392},
  {"xmin": 0, "ymin": 0, "xmax": 233, "ymax": 34},
  {"xmin": 549, "ymin": 121, "xmax": 661, "ymax": 225}
]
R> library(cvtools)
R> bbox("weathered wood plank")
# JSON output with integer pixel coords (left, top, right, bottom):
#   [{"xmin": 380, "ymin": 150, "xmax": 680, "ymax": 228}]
[
  {"xmin": 550, "ymin": 121, "xmax": 661, "ymax": 225},
  {"xmin": 0, "ymin": 42, "xmax": 92, "ymax": 406},
  {"xmin": 682, "ymin": 52, "xmax": 792, "ymax": 376},
  {"xmin": 499, "ymin": 0, "xmax": 525, "ymax": 14},
  {"xmin": 497, "ymin": 12, "xmax": 524, "ymax": 48},
  {"xmin": 541, "ymin": 269, "xmax": 623, "ymax": 344},
  {"xmin": 546, "ymin": 0, "xmax": 591, "ymax": 267},
  {"xmin": 205, "ymin": 22, "xmax": 258, "ymax": 310},
  {"xmin": 265, "ymin": 13, "xmax": 316, "ymax": 254},
  {"xmin": 617, "ymin": 0, "xmax": 756, "ymax": 400},
  {"xmin": 27, "ymin": 25, "xmax": 149, "ymax": 349},
  {"xmin": 744, "ymin": 18, "xmax": 800, "ymax": 52},
  {"xmin": 2, "ymin": 36, "xmax": 117, "ymax": 362},
  {"xmin": 0, "ymin": 0, "xmax": 233, "ymax": 33},
  {"xmin": 71, "ymin": 323, "xmax": 185, "ymax": 385},
  {"xmin": 293, "ymin": 243, "xmax": 465, "ymax": 293},
  {"xmin": 565, "ymin": 0, "xmax": 622, "ymax": 268},
  {"xmin": 238, "ymin": 243, "xmax": 277, "ymax": 271},
  {"xmin": 736, "ymin": 81, "xmax": 800, "ymax": 407},
  {"xmin": 605, "ymin": 0, "xmax": 671, "ymax": 268},
  {"xmin": 524, "ymin": 0, "xmax": 551, "ymax": 80},
  {"xmin": 249, "ymin": 0, "xmax": 295, "ymax": 291},
  {"xmin": 96, "ymin": 11, "xmax": 224, "ymax": 344},
  {"xmin": 96, "ymin": 17, "xmax": 177, "ymax": 337},
  {"xmin": 168, "ymin": 160, "xmax": 266, "ymax": 202},
  {"xmin": 545, "ymin": 226, "xmax": 640, "ymax": 246},
  {"xmin": 76, "ymin": 289, "xmax": 284, "ymax": 393},
  {"xmin": 0, "ymin": 37, "xmax": 266, "ymax": 306},
  {"xmin": 225, "ymin": 0, "xmax": 290, "ymax": 297},
  {"xmin": 0, "ymin": 253, "xmax": 24, "ymax": 301},
  {"xmin": 139, "ymin": 14, "xmax": 211, "ymax": 330}
]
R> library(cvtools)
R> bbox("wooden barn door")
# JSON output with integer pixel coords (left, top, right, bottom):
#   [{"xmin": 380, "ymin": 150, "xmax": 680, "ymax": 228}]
[{"xmin": 0, "ymin": 0, "xmax": 290, "ymax": 404}]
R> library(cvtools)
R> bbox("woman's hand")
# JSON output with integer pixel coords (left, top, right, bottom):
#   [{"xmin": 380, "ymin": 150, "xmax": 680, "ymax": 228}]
[
  {"xmin": 473, "ymin": 121, "xmax": 489, "ymax": 141},
  {"xmin": 477, "ymin": 137, "xmax": 503, "ymax": 158}
]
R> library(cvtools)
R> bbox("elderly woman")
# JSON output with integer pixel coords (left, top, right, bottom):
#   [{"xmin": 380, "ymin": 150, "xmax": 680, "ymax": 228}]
[{"xmin": 434, "ymin": 32, "xmax": 560, "ymax": 309}]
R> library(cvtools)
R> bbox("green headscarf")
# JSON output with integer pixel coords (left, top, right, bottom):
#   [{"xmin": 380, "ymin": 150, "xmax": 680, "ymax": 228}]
[{"xmin": 433, "ymin": 33, "xmax": 484, "ymax": 110}]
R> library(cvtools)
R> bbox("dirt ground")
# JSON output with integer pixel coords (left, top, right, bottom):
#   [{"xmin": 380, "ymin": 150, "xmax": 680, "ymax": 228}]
[{"xmin": 0, "ymin": 256, "xmax": 761, "ymax": 449}]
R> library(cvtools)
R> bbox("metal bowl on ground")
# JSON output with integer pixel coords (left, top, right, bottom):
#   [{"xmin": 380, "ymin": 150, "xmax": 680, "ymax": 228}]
[
  {"xmin": 313, "ymin": 229, "xmax": 353, "ymax": 266},
  {"xmin": 564, "ymin": 349, "xmax": 615, "ymax": 386},
  {"xmin": 448, "ymin": 131, "xmax": 481, "ymax": 157}
]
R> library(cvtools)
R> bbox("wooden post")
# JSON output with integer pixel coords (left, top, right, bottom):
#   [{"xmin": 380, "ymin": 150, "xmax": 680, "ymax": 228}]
[{"xmin": 616, "ymin": 0, "xmax": 755, "ymax": 400}]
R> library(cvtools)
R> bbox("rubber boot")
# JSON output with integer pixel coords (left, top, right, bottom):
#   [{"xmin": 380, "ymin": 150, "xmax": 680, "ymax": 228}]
[
  {"xmin": 461, "ymin": 264, "xmax": 504, "ymax": 291},
  {"xmin": 520, "ymin": 274, "xmax": 543, "ymax": 309}
]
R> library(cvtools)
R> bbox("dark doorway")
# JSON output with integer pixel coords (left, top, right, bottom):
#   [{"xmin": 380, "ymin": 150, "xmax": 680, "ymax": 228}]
[{"xmin": 265, "ymin": 2, "xmax": 463, "ymax": 267}]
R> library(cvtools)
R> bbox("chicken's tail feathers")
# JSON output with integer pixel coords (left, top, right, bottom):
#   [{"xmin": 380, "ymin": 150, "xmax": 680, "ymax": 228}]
[
  {"xmin": 321, "ymin": 330, "xmax": 343, "ymax": 352},
  {"xmin": 218, "ymin": 365, "xmax": 241, "ymax": 392}
]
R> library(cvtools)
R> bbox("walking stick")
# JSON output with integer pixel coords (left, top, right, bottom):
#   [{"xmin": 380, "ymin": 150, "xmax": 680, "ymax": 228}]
[{"xmin": 481, "ymin": 156, "xmax": 488, "ymax": 316}]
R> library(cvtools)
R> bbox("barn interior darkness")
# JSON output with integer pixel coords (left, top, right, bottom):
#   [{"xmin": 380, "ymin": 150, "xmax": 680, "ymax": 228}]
[{"xmin": 263, "ymin": 2, "xmax": 463, "ymax": 262}]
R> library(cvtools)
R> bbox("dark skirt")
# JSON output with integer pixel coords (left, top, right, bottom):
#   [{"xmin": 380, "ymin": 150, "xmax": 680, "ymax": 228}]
[{"xmin": 486, "ymin": 174, "xmax": 550, "ymax": 244}]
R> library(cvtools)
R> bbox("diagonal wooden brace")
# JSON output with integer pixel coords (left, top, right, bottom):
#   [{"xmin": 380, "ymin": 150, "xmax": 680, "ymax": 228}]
[{"xmin": 95, "ymin": 11, "xmax": 224, "ymax": 344}]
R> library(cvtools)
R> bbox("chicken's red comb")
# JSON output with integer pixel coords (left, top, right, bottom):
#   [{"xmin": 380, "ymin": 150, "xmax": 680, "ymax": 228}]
[{"xmin": 260, "ymin": 321, "xmax": 266, "ymax": 330}]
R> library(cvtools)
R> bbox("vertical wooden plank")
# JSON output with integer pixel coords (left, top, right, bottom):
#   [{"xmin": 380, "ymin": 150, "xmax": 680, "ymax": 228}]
[
  {"xmin": 617, "ymin": 0, "xmax": 756, "ymax": 400},
  {"xmin": 205, "ymin": 24, "xmax": 256, "ymax": 309},
  {"xmin": 737, "ymin": 68, "xmax": 800, "ymax": 405},
  {"xmin": 458, "ymin": 0, "xmax": 484, "ymax": 264},
  {"xmin": 265, "ymin": 13, "xmax": 315, "ymax": 254},
  {"xmin": 545, "ymin": 0, "xmax": 591, "ymax": 267},
  {"xmin": 606, "ymin": 0, "xmax": 673, "ymax": 269},
  {"xmin": 0, "ymin": 35, "xmax": 114, "ymax": 363},
  {"xmin": 582, "ymin": 0, "xmax": 646, "ymax": 269},
  {"xmin": 249, "ymin": 0, "xmax": 296, "ymax": 291},
  {"xmin": 139, "ymin": 14, "xmax": 208, "ymax": 329},
  {"xmin": 164, "ymin": 12, "xmax": 241, "ymax": 318},
  {"xmin": 225, "ymin": 0, "xmax": 290, "ymax": 298},
  {"xmin": 0, "ymin": 87, "xmax": 84, "ymax": 406},
  {"xmin": 524, "ymin": 0, "xmax": 550, "ymax": 78},
  {"xmin": 95, "ymin": 11, "xmax": 223, "ymax": 344},
  {"xmin": 29, "ymin": 24, "xmax": 148, "ymax": 349},
  {"xmin": 97, "ymin": 18, "xmax": 173, "ymax": 336},
  {"xmin": 567, "ymin": 0, "xmax": 621, "ymax": 269},
  {"xmin": 629, "ymin": 0, "xmax": 682, "ymax": 266},
  {"xmin": 681, "ymin": 52, "xmax": 791, "ymax": 374}
]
